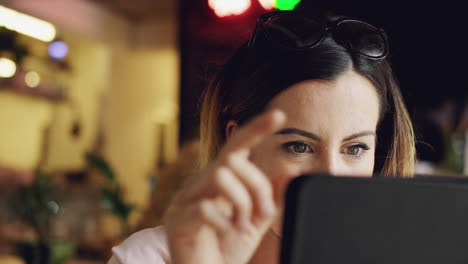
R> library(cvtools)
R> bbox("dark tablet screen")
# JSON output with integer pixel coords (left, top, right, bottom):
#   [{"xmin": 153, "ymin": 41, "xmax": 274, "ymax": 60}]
[{"xmin": 281, "ymin": 174, "xmax": 468, "ymax": 264}]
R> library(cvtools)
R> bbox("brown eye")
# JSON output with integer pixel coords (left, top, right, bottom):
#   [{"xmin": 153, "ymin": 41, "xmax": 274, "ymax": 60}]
[
  {"xmin": 282, "ymin": 141, "xmax": 312, "ymax": 155},
  {"xmin": 293, "ymin": 143, "xmax": 308, "ymax": 153},
  {"xmin": 346, "ymin": 145, "xmax": 361, "ymax": 155},
  {"xmin": 343, "ymin": 144, "xmax": 370, "ymax": 158}
]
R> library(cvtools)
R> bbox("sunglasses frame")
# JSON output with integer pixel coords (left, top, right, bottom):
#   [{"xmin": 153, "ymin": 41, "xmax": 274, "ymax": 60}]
[{"xmin": 248, "ymin": 11, "xmax": 389, "ymax": 60}]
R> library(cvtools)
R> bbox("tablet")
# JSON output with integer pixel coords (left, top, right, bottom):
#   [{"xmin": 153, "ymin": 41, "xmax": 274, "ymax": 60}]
[{"xmin": 280, "ymin": 174, "xmax": 468, "ymax": 264}]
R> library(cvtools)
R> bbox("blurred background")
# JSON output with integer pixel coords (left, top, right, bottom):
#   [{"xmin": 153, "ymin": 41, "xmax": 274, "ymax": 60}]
[{"xmin": 0, "ymin": 0, "xmax": 466, "ymax": 263}]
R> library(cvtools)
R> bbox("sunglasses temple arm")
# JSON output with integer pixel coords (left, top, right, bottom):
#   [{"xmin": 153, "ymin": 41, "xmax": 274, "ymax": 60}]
[{"xmin": 247, "ymin": 23, "xmax": 260, "ymax": 48}]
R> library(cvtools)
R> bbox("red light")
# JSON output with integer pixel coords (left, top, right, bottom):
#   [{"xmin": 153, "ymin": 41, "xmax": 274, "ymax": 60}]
[
  {"xmin": 208, "ymin": 0, "xmax": 251, "ymax": 17},
  {"xmin": 258, "ymin": 0, "xmax": 275, "ymax": 10}
]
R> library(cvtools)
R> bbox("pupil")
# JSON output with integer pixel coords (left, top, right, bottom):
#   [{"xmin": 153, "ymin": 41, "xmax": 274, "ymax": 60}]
[
  {"xmin": 294, "ymin": 144, "xmax": 306, "ymax": 153},
  {"xmin": 348, "ymin": 146, "xmax": 359, "ymax": 155}
]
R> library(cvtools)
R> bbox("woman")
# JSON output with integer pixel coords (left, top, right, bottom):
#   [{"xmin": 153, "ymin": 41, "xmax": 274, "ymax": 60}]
[{"xmin": 108, "ymin": 10, "xmax": 415, "ymax": 264}]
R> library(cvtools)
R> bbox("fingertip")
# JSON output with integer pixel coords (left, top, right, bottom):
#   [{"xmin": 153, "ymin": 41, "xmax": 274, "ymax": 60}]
[
  {"xmin": 252, "ymin": 109, "xmax": 286, "ymax": 136},
  {"xmin": 269, "ymin": 109, "xmax": 287, "ymax": 127},
  {"xmin": 223, "ymin": 109, "xmax": 287, "ymax": 154}
]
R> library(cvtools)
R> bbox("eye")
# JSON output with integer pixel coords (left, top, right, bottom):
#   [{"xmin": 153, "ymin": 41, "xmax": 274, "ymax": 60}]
[
  {"xmin": 343, "ymin": 144, "xmax": 370, "ymax": 158},
  {"xmin": 282, "ymin": 141, "xmax": 313, "ymax": 155},
  {"xmin": 346, "ymin": 145, "xmax": 361, "ymax": 155}
]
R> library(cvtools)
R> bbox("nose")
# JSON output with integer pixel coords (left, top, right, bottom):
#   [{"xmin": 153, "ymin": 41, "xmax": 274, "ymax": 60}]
[{"xmin": 317, "ymin": 151, "xmax": 340, "ymax": 176}]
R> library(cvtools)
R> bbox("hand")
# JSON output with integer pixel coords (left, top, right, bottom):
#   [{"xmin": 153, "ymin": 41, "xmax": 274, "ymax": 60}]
[{"xmin": 164, "ymin": 109, "xmax": 286, "ymax": 264}]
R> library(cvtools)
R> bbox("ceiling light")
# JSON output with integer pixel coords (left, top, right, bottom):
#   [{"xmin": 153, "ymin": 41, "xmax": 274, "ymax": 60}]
[
  {"xmin": 0, "ymin": 5, "xmax": 56, "ymax": 42},
  {"xmin": 208, "ymin": 0, "xmax": 251, "ymax": 17}
]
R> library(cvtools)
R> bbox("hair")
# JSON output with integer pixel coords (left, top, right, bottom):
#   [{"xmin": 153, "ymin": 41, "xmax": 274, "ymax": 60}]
[{"xmin": 199, "ymin": 12, "xmax": 415, "ymax": 177}]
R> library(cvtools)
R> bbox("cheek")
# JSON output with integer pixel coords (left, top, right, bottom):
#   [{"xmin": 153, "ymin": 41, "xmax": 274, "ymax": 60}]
[{"xmin": 338, "ymin": 149, "xmax": 376, "ymax": 177}]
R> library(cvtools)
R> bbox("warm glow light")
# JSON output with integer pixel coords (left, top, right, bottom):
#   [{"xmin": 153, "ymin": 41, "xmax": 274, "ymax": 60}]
[
  {"xmin": 0, "ymin": 5, "xmax": 56, "ymax": 42},
  {"xmin": 208, "ymin": 0, "xmax": 251, "ymax": 17},
  {"xmin": 25, "ymin": 71, "xmax": 40, "ymax": 88},
  {"xmin": 259, "ymin": 0, "xmax": 275, "ymax": 10},
  {"xmin": 0, "ymin": 58, "xmax": 17, "ymax": 78}
]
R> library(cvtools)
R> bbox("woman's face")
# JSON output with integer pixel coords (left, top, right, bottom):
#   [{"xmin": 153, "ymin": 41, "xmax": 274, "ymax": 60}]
[{"xmin": 246, "ymin": 70, "xmax": 381, "ymax": 234}]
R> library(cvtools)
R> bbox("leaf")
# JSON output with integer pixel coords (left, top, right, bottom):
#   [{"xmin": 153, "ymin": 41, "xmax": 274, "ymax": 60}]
[
  {"xmin": 100, "ymin": 187, "xmax": 120, "ymax": 215},
  {"xmin": 51, "ymin": 240, "xmax": 75, "ymax": 264},
  {"xmin": 85, "ymin": 153, "xmax": 116, "ymax": 182},
  {"xmin": 99, "ymin": 187, "xmax": 137, "ymax": 220}
]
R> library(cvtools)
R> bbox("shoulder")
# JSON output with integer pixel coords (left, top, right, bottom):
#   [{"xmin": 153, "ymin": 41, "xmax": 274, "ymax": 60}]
[{"xmin": 108, "ymin": 225, "xmax": 171, "ymax": 264}]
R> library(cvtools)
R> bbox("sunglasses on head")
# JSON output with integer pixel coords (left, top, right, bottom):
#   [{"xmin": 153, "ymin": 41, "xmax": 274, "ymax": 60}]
[{"xmin": 248, "ymin": 11, "xmax": 389, "ymax": 60}]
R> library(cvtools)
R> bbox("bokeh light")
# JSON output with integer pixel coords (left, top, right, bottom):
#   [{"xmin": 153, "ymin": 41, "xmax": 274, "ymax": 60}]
[
  {"xmin": 208, "ymin": 0, "xmax": 251, "ymax": 17},
  {"xmin": 25, "ymin": 71, "xmax": 41, "ymax": 88},
  {"xmin": 259, "ymin": 0, "xmax": 275, "ymax": 10},
  {"xmin": 0, "ymin": 58, "xmax": 17, "ymax": 78},
  {"xmin": 48, "ymin": 40, "xmax": 69, "ymax": 60},
  {"xmin": 47, "ymin": 201, "xmax": 60, "ymax": 215},
  {"xmin": 275, "ymin": 0, "xmax": 301, "ymax": 10}
]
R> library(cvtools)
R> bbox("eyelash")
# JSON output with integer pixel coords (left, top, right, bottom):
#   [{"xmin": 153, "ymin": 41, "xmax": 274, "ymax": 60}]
[
  {"xmin": 342, "ymin": 144, "xmax": 370, "ymax": 160},
  {"xmin": 281, "ymin": 142, "xmax": 370, "ymax": 159},
  {"xmin": 282, "ymin": 141, "xmax": 313, "ymax": 156}
]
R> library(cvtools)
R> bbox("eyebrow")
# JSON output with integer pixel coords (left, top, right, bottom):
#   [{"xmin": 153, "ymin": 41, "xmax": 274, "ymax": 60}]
[{"xmin": 275, "ymin": 128, "xmax": 376, "ymax": 142}]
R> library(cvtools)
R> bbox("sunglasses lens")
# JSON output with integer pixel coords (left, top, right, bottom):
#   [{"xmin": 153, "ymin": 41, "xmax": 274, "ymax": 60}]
[
  {"xmin": 335, "ymin": 21, "xmax": 387, "ymax": 58},
  {"xmin": 266, "ymin": 14, "xmax": 323, "ymax": 49}
]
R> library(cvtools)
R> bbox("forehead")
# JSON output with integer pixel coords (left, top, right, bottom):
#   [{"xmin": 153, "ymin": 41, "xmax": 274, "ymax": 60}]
[{"xmin": 265, "ymin": 70, "xmax": 380, "ymax": 135}]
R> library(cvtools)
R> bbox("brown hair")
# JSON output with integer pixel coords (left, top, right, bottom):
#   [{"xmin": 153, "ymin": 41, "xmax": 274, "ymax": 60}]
[{"xmin": 199, "ymin": 21, "xmax": 415, "ymax": 177}]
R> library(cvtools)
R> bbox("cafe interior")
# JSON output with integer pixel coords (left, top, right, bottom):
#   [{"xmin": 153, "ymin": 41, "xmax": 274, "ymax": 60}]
[{"xmin": 0, "ymin": 0, "xmax": 466, "ymax": 263}]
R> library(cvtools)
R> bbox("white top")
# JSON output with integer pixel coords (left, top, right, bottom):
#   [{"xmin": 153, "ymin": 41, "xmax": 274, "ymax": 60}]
[{"xmin": 107, "ymin": 226, "xmax": 171, "ymax": 264}]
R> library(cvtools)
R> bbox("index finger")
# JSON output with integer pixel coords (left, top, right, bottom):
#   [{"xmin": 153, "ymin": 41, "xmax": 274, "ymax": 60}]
[{"xmin": 221, "ymin": 109, "xmax": 286, "ymax": 158}]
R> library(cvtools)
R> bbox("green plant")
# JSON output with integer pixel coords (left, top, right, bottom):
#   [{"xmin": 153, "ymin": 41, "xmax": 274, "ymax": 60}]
[
  {"xmin": 85, "ymin": 153, "xmax": 137, "ymax": 237},
  {"xmin": 9, "ymin": 172, "xmax": 59, "ymax": 245},
  {"xmin": 441, "ymin": 133, "xmax": 465, "ymax": 174},
  {"xmin": 9, "ymin": 171, "xmax": 75, "ymax": 264},
  {"xmin": 51, "ymin": 240, "xmax": 75, "ymax": 264}
]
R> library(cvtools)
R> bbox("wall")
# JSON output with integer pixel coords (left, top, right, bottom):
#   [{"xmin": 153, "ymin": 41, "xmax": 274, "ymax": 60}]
[
  {"xmin": 0, "ymin": 91, "xmax": 53, "ymax": 170},
  {"xmin": 102, "ymin": 47, "xmax": 179, "ymax": 220},
  {"xmin": 43, "ymin": 34, "xmax": 111, "ymax": 172},
  {"xmin": 2, "ymin": 0, "xmax": 180, "ymax": 230}
]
